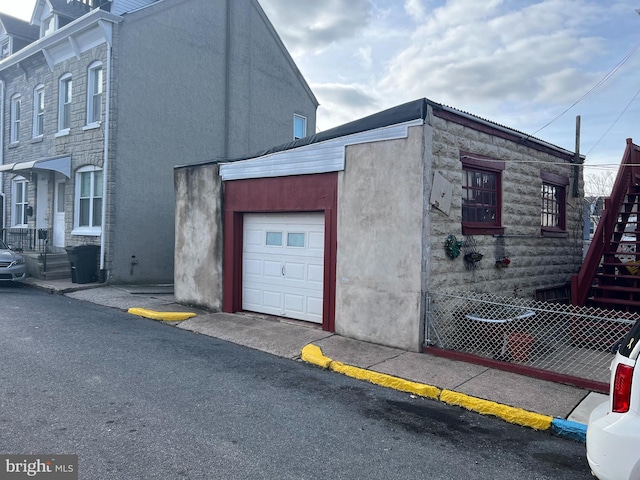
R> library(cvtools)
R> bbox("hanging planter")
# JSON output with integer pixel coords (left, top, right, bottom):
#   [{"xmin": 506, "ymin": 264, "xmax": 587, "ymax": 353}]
[
  {"xmin": 495, "ymin": 257, "xmax": 511, "ymax": 268},
  {"xmin": 464, "ymin": 252, "xmax": 484, "ymax": 263}
]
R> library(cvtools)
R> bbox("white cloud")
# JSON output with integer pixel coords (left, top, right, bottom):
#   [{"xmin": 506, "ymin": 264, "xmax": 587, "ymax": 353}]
[
  {"xmin": 259, "ymin": 0, "xmax": 372, "ymax": 56},
  {"xmin": 404, "ymin": 0, "xmax": 427, "ymax": 21}
]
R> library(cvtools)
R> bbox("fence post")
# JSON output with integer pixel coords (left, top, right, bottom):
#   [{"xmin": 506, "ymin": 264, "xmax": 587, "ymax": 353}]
[{"xmin": 424, "ymin": 291, "xmax": 431, "ymax": 346}]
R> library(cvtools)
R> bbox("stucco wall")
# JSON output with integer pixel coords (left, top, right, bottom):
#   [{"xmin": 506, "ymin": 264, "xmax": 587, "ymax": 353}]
[
  {"xmin": 174, "ymin": 164, "xmax": 223, "ymax": 310},
  {"xmin": 110, "ymin": 0, "xmax": 317, "ymax": 284},
  {"xmin": 336, "ymin": 126, "xmax": 426, "ymax": 351},
  {"xmin": 426, "ymin": 111, "xmax": 583, "ymax": 297}
]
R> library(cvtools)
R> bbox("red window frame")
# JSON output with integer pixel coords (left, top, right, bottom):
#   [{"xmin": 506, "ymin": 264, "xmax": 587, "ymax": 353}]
[
  {"xmin": 460, "ymin": 153, "xmax": 505, "ymax": 235},
  {"xmin": 540, "ymin": 171, "xmax": 569, "ymax": 235}
]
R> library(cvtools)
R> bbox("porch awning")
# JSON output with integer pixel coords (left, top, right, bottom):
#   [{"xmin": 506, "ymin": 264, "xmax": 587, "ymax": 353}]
[{"xmin": 0, "ymin": 156, "xmax": 71, "ymax": 178}]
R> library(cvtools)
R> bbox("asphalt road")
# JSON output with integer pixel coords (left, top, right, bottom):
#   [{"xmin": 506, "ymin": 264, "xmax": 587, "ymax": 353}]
[{"xmin": 0, "ymin": 284, "xmax": 592, "ymax": 479}]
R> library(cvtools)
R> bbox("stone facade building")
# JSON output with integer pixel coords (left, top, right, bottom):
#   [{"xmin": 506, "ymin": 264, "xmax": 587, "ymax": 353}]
[
  {"xmin": 0, "ymin": 0, "xmax": 317, "ymax": 283},
  {"xmin": 174, "ymin": 98, "xmax": 584, "ymax": 351}
]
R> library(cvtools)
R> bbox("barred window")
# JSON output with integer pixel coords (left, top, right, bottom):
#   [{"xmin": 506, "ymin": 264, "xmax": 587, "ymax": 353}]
[
  {"xmin": 541, "ymin": 171, "xmax": 569, "ymax": 234},
  {"xmin": 461, "ymin": 153, "xmax": 504, "ymax": 235}
]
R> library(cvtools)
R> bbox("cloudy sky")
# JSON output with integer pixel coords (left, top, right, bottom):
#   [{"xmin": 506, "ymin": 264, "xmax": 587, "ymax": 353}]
[{"xmin": 2, "ymin": 0, "xmax": 639, "ymax": 173}]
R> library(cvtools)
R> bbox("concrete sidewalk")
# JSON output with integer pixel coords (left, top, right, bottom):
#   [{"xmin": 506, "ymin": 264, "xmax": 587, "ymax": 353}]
[{"xmin": 24, "ymin": 278, "xmax": 606, "ymax": 442}]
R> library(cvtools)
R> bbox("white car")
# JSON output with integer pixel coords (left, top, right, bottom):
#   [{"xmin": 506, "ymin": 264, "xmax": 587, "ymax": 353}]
[
  {"xmin": 587, "ymin": 319, "xmax": 640, "ymax": 480},
  {"xmin": 0, "ymin": 239, "xmax": 26, "ymax": 282}
]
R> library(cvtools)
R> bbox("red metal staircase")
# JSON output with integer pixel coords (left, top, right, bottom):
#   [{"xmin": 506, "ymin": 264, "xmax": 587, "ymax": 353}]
[{"xmin": 572, "ymin": 139, "xmax": 640, "ymax": 311}]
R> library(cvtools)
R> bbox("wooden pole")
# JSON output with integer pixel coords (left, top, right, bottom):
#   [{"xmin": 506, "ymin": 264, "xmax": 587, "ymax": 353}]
[{"xmin": 573, "ymin": 115, "xmax": 581, "ymax": 197}]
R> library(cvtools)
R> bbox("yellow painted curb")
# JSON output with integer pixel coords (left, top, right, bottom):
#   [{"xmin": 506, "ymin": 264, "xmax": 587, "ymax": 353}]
[
  {"xmin": 127, "ymin": 307, "xmax": 196, "ymax": 322},
  {"xmin": 330, "ymin": 361, "xmax": 441, "ymax": 399},
  {"xmin": 301, "ymin": 343, "xmax": 440, "ymax": 400},
  {"xmin": 301, "ymin": 344, "xmax": 332, "ymax": 368},
  {"xmin": 440, "ymin": 390, "xmax": 553, "ymax": 430},
  {"xmin": 300, "ymin": 343, "xmax": 553, "ymax": 431}
]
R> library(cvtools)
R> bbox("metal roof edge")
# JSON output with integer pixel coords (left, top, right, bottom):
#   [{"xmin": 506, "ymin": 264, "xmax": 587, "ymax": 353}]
[{"xmin": 0, "ymin": 8, "xmax": 122, "ymax": 71}]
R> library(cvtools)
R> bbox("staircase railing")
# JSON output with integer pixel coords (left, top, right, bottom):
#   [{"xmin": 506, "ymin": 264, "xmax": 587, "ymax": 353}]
[{"xmin": 572, "ymin": 138, "xmax": 640, "ymax": 306}]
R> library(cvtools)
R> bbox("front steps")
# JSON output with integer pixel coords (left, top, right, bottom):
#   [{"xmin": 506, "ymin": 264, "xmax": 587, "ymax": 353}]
[{"xmin": 24, "ymin": 252, "xmax": 71, "ymax": 280}]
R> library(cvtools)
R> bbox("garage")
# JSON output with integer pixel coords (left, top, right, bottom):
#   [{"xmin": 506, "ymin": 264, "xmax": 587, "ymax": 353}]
[{"xmin": 242, "ymin": 213, "xmax": 325, "ymax": 323}]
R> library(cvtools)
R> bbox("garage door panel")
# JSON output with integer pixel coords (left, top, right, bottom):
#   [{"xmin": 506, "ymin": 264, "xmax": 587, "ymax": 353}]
[
  {"xmin": 243, "ymin": 288, "xmax": 262, "ymax": 307},
  {"xmin": 284, "ymin": 294, "xmax": 305, "ymax": 314},
  {"xmin": 308, "ymin": 231, "xmax": 324, "ymax": 251},
  {"xmin": 243, "ymin": 213, "xmax": 324, "ymax": 324},
  {"xmin": 263, "ymin": 260, "xmax": 283, "ymax": 278},
  {"xmin": 285, "ymin": 262, "xmax": 305, "ymax": 281},
  {"xmin": 263, "ymin": 290, "xmax": 283, "ymax": 309},
  {"xmin": 245, "ymin": 229, "xmax": 265, "ymax": 248},
  {"xmin": 307, "ymin": 297, "xmax": 323, "ymax": 317},
  {"xmin": 243, "ymin": 258, "xmax": 263, "ymax": 276},
  {"xmin": 308, "ymin": 264, "xmax": 324, "ymax": 283}
]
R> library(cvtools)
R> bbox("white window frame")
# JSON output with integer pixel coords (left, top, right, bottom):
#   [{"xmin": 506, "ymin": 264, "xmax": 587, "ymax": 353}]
[
  {"xmin": 57, "ymin": 73, "xmax": 72, "ymax": 134},
  {"xmin": 10, "ymin": 94, "xmax": 20, "ymax": 143},
  {"xmin": 73, "ymin": 166, "xmax": 103, "ymax": 236},
  {"xmin": 41, "ymin": 15, "xmax": 57, "ymax": 38},
  {"xmin": 1, "ymin": 38, "xmax": 11, "ymax": 59},
  {"xmin": 33, "ymin": 85, "xmax": 45, "ymax": 138},
  {"xmin": 86, "ymin": 61, "xmax": 103, "ymax": 127},
  {"xmin": 12, "ymin": 177, "xmax": 28, "ymax": 227},
  {"xmin": 293, "ymin": 114, "xmax": 307, "ymax": 140}
]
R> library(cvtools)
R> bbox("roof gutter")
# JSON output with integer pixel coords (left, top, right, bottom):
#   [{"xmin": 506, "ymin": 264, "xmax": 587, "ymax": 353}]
[{"xmin": 0, "ymin": 8, "xmax": 122, "ymax": 72}]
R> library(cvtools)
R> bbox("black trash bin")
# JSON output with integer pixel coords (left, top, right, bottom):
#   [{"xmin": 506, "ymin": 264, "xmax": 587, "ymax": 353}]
[{"xmin": 65, "ymin": 245, "xmax": 99, "ymax": 284}]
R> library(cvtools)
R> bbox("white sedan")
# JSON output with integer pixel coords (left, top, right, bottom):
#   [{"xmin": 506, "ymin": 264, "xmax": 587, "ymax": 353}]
[{"xmin": 587, "ymin": 319, "xmax": 640, "ymax": 480}]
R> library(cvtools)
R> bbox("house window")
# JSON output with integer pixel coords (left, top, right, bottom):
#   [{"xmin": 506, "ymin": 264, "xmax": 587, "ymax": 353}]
[
  {"xmin": 461, "ymin": 153, "xmax": 505, "ymax": 235},
  {"xmin": 541, "ymin": 171, "xmax": 569, "ymax": 235},
  {"xmin": 41, "ymin": 15, "xmax": 56, "ymax": 37},
  {"xmin": 294, "ymin": 114, "xmax": 307, "ymax": 140},
  {"xmin": 74, "ymin": 166, "xmax": 102, "ymax": 235},
  {"xmin": 86, "ymin": 62, "xmax": 102, "ymax": 125},
  {"xmin": 1, "ymin": 39, "xmax": 10, "ymax": 59},
  {"xmin": 58, "ymin": 74, "xmax": 72, "ymax": 132},
  {"xmin": 10, "ymin": 94, "xmax": 20, "ymax": 143},
  {"xmin": 33, "ymin": 85, "xmax": 45, "ymax": 137},
  {"xmin": 12, "ymin": 178, "xmax": 28, "ymax": 227}
]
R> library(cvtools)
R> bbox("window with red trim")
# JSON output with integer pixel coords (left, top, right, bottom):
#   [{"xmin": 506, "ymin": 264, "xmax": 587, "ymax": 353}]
[
  {"xmin": 461, "ymin": 154, "xmax": 504, "ymax": 235},
  {"xmin": 540, "ymin": 171, "xmax": 568, "ymax": 235}
]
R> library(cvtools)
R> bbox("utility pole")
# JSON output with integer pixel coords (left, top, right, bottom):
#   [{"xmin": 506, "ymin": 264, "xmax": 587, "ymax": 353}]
[{"xmin": 573, "ymin": 115, "xmax": 581, "ymax": 197}]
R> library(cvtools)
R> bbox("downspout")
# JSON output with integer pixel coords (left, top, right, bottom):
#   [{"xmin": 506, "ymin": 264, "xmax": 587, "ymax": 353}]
[
  {"xmin": 100, "ymin": 42, "xmax": 111, "ymax": 281},
  {"xmin": 0, "ymin": 80, "xmax": 4, "ymax": 234}
]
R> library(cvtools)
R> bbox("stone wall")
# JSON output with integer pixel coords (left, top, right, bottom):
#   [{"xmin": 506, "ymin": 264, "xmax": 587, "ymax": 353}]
[
  {"xmin": 426, "ymin": 109, "xmax": 583, "ymax": 298},
  {"xmin": 1, "ymin": 44, "xmax": 109, "ymax": 252}
]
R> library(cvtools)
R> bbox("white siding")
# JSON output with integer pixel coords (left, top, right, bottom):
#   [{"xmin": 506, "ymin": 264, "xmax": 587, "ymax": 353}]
[{"xmin": 111, "ymin": 0, "xmax": 157, "ymax": 15}]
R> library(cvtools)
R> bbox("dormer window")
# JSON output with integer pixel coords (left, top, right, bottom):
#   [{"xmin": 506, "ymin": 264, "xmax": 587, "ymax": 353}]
[
  {"xmin": 41, "ymin": 15, "xmax": 56, "ymax": 37},
  {"xmin": 1, "ymin": 39, "xmax": 10, "ymax": 59}
]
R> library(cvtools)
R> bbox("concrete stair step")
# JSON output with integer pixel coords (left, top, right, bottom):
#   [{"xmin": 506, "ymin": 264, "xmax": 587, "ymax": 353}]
[{"xmin": 42, "ymin": 270, "xmax": 71, "ymax": 280}]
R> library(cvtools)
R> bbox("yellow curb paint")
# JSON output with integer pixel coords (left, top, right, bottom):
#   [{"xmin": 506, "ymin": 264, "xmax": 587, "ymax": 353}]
[
  {"xmin": 127, "ymin": 307, "xmax": 196, "ymax": 322},
  {"xmin": 301, "ymin": 344, "xmax": 332, "ymax": 369},
  {"xmin": 300, "ymin": 344, "xmax": 553, "ymax": 431},
  {"xmin": 330, "ymin": 361, "xmax": 441, "ymax": 399},
  {"xmin": 301, "ymin": 344, "xmax": 440, "ymax": 400},
  {"xmin": 440, "ymin": 390, "xmax": 553, "ymax": 430}
]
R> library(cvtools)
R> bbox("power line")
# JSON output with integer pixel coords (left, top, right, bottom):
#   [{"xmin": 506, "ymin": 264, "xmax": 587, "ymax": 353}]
[
  {"xmin": 530, "ymin": 41, "xmax": 640, "ymax": 137},
  {"xmin": 585, "ymin": 85, "xmax": 640, "ymax": 156}
]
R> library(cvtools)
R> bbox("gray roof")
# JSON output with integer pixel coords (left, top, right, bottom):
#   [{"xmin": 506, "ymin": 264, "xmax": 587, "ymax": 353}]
[
  {"xmin": 215, "ymin": 98, "xmax": 580, "ymax": 165},
  {"xmin": 0, "ymin": 14, "xmax": 39, "ymax": 42}
]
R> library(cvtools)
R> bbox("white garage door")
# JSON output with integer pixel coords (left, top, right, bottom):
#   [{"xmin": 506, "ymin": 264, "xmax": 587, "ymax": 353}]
[{"xmin": 243, "ymin": 213, "xmax": 324, "ymax": 323}]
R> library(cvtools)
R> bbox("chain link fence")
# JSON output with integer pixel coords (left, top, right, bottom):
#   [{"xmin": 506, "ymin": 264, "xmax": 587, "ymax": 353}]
[{"xmin": 425, "ymin": 291, "xmax": 639, "ymax": 385}]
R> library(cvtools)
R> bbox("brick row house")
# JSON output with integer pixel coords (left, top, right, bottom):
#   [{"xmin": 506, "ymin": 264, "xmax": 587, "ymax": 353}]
[{"xmin": 0, "ymin": 0, "xmax": 317, "ymax": 283}]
